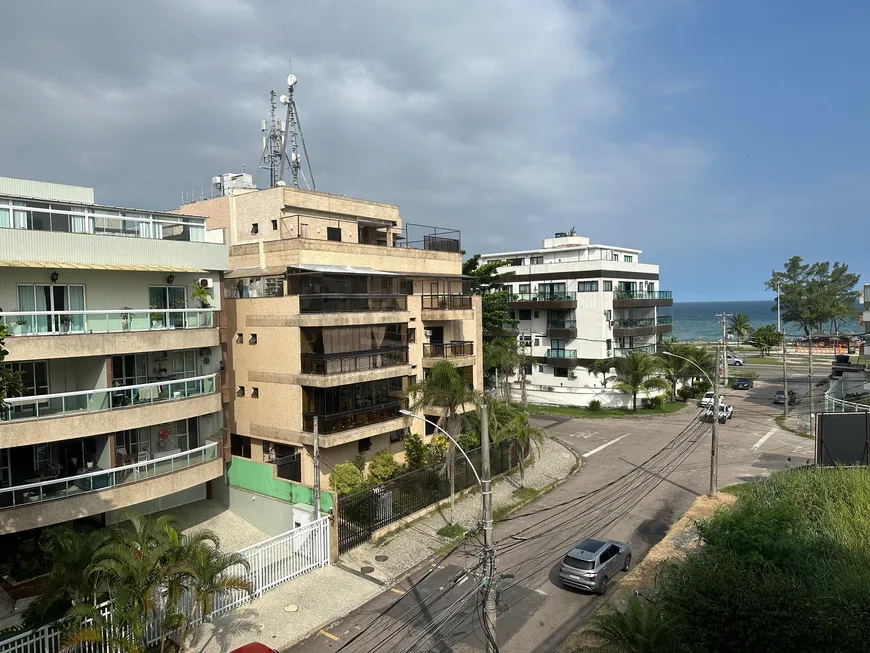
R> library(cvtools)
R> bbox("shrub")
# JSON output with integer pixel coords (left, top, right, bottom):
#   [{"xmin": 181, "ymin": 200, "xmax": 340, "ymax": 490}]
[
  {"xmin": 352, "ymin": 453, "xmax": 366, "ymax": 473},
  {"xmin": 694, "ymin": 379, "xmax": 712, "ymax": 394},
  {"xmin": 329, "ymin": 463, "xmax": 365, "ymax": 496},
  {"xmin": 457, "ymin": 432, "xmax": 480, "ymax": 451},
  {"xmin": 587, "ymin": 399, "xmax": 602, "ymax": 412},
  {"xmin": 646, "ymin": 395, "xmax": 664, "ymax": 409},
  {"xmin": 678, "ymin": 386, "xmax": 695, "ymax": 402},
  {"xmin": 429, "ymin": 434, "xmax": 449, "ymax": 462},
  {"xmin": 403, "ymin": 432, "xmax": 428, "ymax": 470},
  {"xmin": 367, "ymin": 450, "xmax": 401, "ymax": 484}
]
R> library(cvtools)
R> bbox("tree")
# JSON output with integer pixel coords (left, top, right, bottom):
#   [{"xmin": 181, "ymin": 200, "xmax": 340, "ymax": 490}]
[
  {"xmin": 0, "ymin": 324, "xmax": 22, "ymax": 411},
  {"xmin": 329, "ymin": 463, "xmax": 365, "ymax": 496},
  {"xmin": 403, "ymin": 432, "xmax": 428, "ymax": 470},
  {"xmin": 496, "ymin": 411, "xmax": 546, "ymax": 488},
  {"xmin": 612, "ymin": 352, "xmax": 669, "ymax": 412},
  {"xmin": 484, "ymin": 337, "xmax": 521, "ymax": 402},
  {"xmin": 729, "ymin": 313, "xmax": 751, "ymax": 347},
  {"xmin": 588, "ymin": 359, "xmax": 613, "ymax": 388},
  {"xmin": 462, "ymin": 254, "xmax": 515, "ymax": 292},
  {"xmin": 580, "ymin": 594, "xmax": 681, "ymax": 653},
  {"xmin": 747, "ymin": 324, "xmax": 784, "ymax": 358},
  {"xmin": 367, "ymin": 450, "xmax": 401, "ymax": 483},
  {"xmin": 407, "ymin": 360, "xmax": 480, "ymax": 524}
]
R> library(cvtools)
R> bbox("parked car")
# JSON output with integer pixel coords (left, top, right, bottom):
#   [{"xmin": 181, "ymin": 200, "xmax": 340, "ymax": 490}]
[
  {"xmin": 727, "ymin": 354, "xmax": 745, "ymax": 366},
  {"xmin": 705, "ymin": 403, "xmax": 733, "ymax": 423},
  {"xmin": 774, "ymin": 390, "xmax": 797, "ymax": 405},
  {"xmin": 559, "ymin": 537, "xmax": 631, "ymax": 596},
  {"xmin": 698, "ymin": 391, "xmax": 726, "ymax": 408},
  {"xmin": 733, "ymin": 377, "xmax": 753, "ymax": 390},
  {"xmin": 230, "ymin": 644, "xmax": 279, "ymax": 653}
]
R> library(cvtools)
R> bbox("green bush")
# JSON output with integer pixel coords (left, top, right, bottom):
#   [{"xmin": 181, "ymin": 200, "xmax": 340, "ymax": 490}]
[
  {"xmin": 367, "ymin": 450, "xmax": 401, "ymax": 484},
  {"xmin": 403, "ymin": 432, "xmax": 428, "ymax": 470},
  {"xmin": 645, "ymin": 395, "xmax": 664, "ymax": 409},
  {"xmin": 587, "ymin": 399, "xmax": 602, "ymax": 412},
  {"xmin": 678, "ymin": 386, "xmax": 695, "ymax": 402},
  {"xmin": 457, "ymin": 432, "xmax": 480, "ymax": 451},
  {"xmin": 694, "ymin": 379, "xmax": 712, "ymax": 394},
  {"xmin": 329, "ymin": 463, "xmax": 365, "ymax": 496},
  {"xmin": 352, "ymin": 453, "xmax": 366, "ymax": 473}
]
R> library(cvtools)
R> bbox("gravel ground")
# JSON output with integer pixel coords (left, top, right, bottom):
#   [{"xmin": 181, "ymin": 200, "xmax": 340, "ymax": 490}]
[
  {"xmin": 154, "ymin": 500, "xmax": 270, "ymax": 553},
  {"xmin": 186, "ymin": 566, "xmax": 381, "ymax": 653},
  {"xmin": 340, "ymin": 437, "xmax": 579, "ymax": 585}
]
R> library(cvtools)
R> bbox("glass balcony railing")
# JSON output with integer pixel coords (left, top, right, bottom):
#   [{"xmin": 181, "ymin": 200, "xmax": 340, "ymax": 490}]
[
  {"xmin": 0, "ymin": 373, "xmax": 218, "ymax": 423},
  {"xmin": 613, "ymin": 345, "xmax": 657, "ymax": 357},
  {"xmin": 613, "ymin": 290, "xmax": 672, "ymax": 300},
  {"xmin": 510, "ymin": 292, "xmax": 576, "ymax": 302},
  {"xmin": 421, "ymin": 294, "xmax": 473, "ymax": 310},
  {"xmin": 0, "ymin": 442, "xmax": 219, "ymax": 510},
  {"xmin": 0, "ymin": 309, "xmax": 215, "ymax": 336},
  {"xmin": 423, "ymin": 341, "xmax": 474, "ymax": 358},
  {"xmin": 301, "ymin": 347, "xmax": 409, "ymax": 375},
  {"xmin": 299, "ymin": 294, "xmax": 408, "ymax": 313},
  {"xmin": 657, "ymin": 316, "xmax": 673, "ymax": 325},
  {"xmin": 546, "ymin": 320, "xmax": 577, "ymax": 329},
  {"xmin": 612, "ymin": 318, "xmax": 656, "ymax": 328},
  {"xmin": 546, "ymin": 349, "xmax": 578, "ymax": 358},
  {"xmin": 302, "ymin": 400, "xmax": 405, "ymax": 435}
]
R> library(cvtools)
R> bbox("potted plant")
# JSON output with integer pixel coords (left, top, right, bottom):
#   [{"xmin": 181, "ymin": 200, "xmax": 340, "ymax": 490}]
[
  {"xmin": 58, "ymin": 314, "xmax": 72, "ymax": 333},
  {"xmin": 14, "ymin": 317, "xmax": 28, "ymax": 335},
  {"xmin": 150, "ymin": 304, "xmax": 165, "ymax": 329},
  {"xmin": 191, "ymin": 283, "xmax": 213, "ymax": 326},
  {"xmin": 120, "ymin": 306, "xmax": 132, "ymax": 331}
]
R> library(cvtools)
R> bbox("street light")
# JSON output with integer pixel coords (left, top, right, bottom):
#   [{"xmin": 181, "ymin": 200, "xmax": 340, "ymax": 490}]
[
  {"xmin": 661, "ymin": 350, "xmax": 720, "ymax": 495},
  {"xmin": 399, "ymin": 409, "xmax": 482, "ymax": 489}
]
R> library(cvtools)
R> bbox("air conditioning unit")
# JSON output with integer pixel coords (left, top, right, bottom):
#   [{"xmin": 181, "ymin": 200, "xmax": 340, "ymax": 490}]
[
  {"xmin": 198, "ymin": 277, "xmax": 214, "ymax": 289},
  {"xmin": 568, "ymin": 372, "xmax": 577, "ymax": 379}
]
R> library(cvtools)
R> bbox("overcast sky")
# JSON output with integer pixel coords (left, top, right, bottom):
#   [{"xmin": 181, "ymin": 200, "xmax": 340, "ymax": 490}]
[{"xmin": 2, "ymin": 1, "xmax": 868, "ymax": 301}]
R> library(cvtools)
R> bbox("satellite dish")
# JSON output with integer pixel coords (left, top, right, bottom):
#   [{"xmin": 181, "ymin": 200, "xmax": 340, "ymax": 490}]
[
  {"xmin": 279, "ymin": 94, "xmax": 290, "ymax": 105},
  {"xmin": 287, "ymin": 74, "xmax": 297, "ymax": 88}
]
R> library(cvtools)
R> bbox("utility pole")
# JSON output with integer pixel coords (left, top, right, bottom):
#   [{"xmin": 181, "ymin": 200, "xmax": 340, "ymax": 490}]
[
  {"xmin": 717, "ymin": 313, "xmax": 732, "ymax": 384},
  {"xmin": 313, "ymin": 416, "xmax": 321, "ymax": 520},
  {"xmin": 711, "ymin": 344, "xmax": 720, "ymax": 496},
  {"xmin": 782, "ymin": 335, "xmax": 789, "ymax": 420},
  {"xmin": 480, "ymin": 404, "xmax": 497, "ymax": 653}
]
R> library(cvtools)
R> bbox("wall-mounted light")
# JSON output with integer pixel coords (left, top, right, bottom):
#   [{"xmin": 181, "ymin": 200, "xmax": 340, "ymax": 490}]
[
  {"xmin": 50, "ymin": 271, "xmax": 59, "ymax": 284},
  {"xmin": 167, "ymin": 274, "xmax": 175, "ymax": 285}
]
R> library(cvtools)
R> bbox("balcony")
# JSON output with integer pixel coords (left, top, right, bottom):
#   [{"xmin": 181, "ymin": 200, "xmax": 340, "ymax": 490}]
[
  {"xmin": 1, "ymin": 374, "xmax": 220, "ymax": 446},
  {"xmin": 423, "ymin": 341, "xmax": 474, "ymax": 358},
  {"xmin": 0, "ymin": 442, "xmax": 221, "ymax": 535},
  {"xmin": 301, "ymin": 347, "xmax": 409, "ymax": 375},
  {"xmin": 612, "ymin": 318, "xmax": 656, "ymax": 337},
  {"xmin": 421, "ymin": 294, "xmax": 473, "ymax": 311},
  {"xmin": 613, "ymin": 345, "xmax": 657, "ymax": 357},
  {"xmin": 302, "ymin": 400, "xmax": 405, "ymax": 435},
  {"xmin": 545, "ymin": 349, "xmax": 579, "ymax": 366},
  {"xmin": 612, "ymin": 290, "xmax": 673, "ymax": 308},
  {"xmin": 299, "ymin": 294, "xmax": 408, "ymax": 314},
  {"xmin": 509, "ymin": 292, "xmax": 577, "ymax": 309},
  {"xmin": 546, "ymin": 319, "xmax": 577, "ymax": 338},
  {"xmin": 656, "ymin": 315, "xmax": 674, "ymax": 334}
]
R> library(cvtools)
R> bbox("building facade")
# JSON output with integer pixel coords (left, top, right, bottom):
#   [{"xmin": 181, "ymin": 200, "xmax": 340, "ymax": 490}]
[
  {"xmin": 480, "ymin": 233, "xmax": 672, "ymax": 407},
  {"xmin": 178, "ymin": 185, "xmax": 482, "ymax": 532},
  {"xmin": 0, "ymin": 177, "xmax": 229, "ymax": 536}
]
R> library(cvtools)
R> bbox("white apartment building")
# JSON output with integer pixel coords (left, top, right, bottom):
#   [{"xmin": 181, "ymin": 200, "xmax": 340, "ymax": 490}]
[
  {"xmin": 480, "ymin": 233, "xmax": 673, "ymax": 407},
  {"xmin": 0, "ymin": 176, "xmax": 229, "ymax": 537}
]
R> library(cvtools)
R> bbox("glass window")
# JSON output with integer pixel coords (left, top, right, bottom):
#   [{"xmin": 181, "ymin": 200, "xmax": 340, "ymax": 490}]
[
  {"xmin": 518, "ymin": 284, "xmax": 530, "ymax": 294},
  {"xmin": 553, "ymin": 367, "xmax": 568, "ymax": 378},
  {"xmin": 624, "ymin": 255, "xmax": 633, "ymax": 263},
  {"xmin": 327, "ymin": 227, "xmax": 341, "ymax": 241},
  {"xmin": 530, "ymin": 255, "xmax": 544, "ymax": 265},
  {"xmin": 563, "ymin": 556, "xmax": 594, "ymax": 571},
  {"xmin": 603, "ymin": 281, "xmax": 613, "ymax": 292},
  {"xmin": 0, "ymin": 207, "xmax": 9, "ymax": 228},
  {"xmin": 578, "ymin": 281, "xmax": 599, "ymax": 292},
  {"xmin": 518, "ymin": 309, "xmax": 532, "ymax": 321}
]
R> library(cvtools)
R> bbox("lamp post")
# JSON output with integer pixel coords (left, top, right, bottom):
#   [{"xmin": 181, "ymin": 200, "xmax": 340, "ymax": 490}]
[{"xmin": 662, "ymin": 351, "xmax": 719, "ymax": 495}]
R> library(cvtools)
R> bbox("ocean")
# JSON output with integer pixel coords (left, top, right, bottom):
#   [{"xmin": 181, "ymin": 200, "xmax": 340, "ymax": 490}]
[{"xmin": 670, "ymin": 300, "xmax": 862, "ymax": 342}]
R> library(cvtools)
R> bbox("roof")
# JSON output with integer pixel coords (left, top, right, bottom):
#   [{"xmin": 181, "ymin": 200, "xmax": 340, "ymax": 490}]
[
  {"xmin": 224, "ymin": 265, "xmax": 287, "ymax": 280},
  {"xmin": 569, "ymin": 538, "xmax": 607, "ymax": 558},
  {"xmin": 229, "ymin": 644, "xmax": 276, "ymax": 653},
  {"xmin": 480, "ymin": 244, "xmax": 642, "ymax": 259},
  {"xmin": 0, "ymin": 260, "xmax": 205, "ymax": 273},
  {"xmin": 288, "ymin": 263, "xmax": 399, "ymax": 277}
]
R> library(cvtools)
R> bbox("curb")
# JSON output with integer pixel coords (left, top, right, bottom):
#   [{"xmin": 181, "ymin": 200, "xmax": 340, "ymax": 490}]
[{"xmin": 335, "ymin": 562, "xmax": 386, "ymax": 587}]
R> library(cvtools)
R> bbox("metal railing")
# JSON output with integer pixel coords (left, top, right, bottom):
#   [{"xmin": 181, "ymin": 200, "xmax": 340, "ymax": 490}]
[
  {"xmin": 423, "ymin": 341, "xmax": 474, "ymax": 358},
  {"xmin": 613, "ymin": 290, "xmax": 672, "ymax": 300},
  {"xmin": 421, "ymin": 294, "xmax": 473, "ymax": 310},
  {"xmin": 546, "ymin": 349, "xmax": 577, "ymax": 358},
  {"xmin": 0, "ymin": 442, "xmax": 219, "ymax": 509},
  {"xmin": 510, "ymin": 292, "xmax": 577, "ymax": 302},
  {"xmin": 0, "ymin": 308, "xmax": 215, "ymax": 336},
  {"xmin": 824, "ymin": 383, "xmax": 870, "ymax": 413},
  {"xmin": 0, "ymin": 373, "xmax": 218, "ymax": 422},
  {"xmin": 546, "ymin": 319, "xmax": 577, "ymax": 329},
  {"xmin": 613, "ymin": 345, "xmax": 656, "ymax": 357},
  {"xmin": 299, "ymin": 294, "xmax": 408, "ymax": 313},
  {"xmin": 301, "ymin": 347, "xmax": 408, "ymax": 374},
  {"xmin": 302, "ymin": 399, "xmax": 404, "ymax": 435},
  {"xmin": 612, "ymin": 318, "xmax": 655, "ymax": 328},
  {"xmin": 657, "ymin": 316, "xmax": 673, "ymax": 325}
]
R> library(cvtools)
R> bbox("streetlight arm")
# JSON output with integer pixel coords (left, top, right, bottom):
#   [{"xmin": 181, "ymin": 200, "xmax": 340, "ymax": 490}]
[
  {"xmin": 400, "ymin": 410, "xmax": 483, "ymax": 489},
  {"xmin": 662, "ymin": 351, "xmax": 714, "ymax": 388}
]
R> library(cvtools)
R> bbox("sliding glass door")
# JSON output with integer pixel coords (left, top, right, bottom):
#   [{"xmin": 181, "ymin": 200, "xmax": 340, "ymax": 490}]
[{"xmin": 17, "ymin": 284, "xmax": 85, "ymax": 333}]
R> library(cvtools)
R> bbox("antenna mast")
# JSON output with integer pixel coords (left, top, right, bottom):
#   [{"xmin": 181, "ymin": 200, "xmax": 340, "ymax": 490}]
[
  {"xmin": 277, "ymin": 74, "xmax": 316, "ymax": 190},
  {"xmin": 258, "ymin": 89, "xmax": 284, "ymax": 188}
]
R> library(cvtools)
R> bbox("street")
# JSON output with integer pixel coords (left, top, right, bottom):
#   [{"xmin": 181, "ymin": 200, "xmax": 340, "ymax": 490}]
[{"xmin": 290, "ymin": 376, "xmax": 812, "ymax": 653}]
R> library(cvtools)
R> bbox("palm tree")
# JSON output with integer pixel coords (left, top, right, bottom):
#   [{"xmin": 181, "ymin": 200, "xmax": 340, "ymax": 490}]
[
  {"xmin": 483, "ymin": 337, "xmax": 521, "ymax": 403},
  {"xmin": 729, "ymin": 313, "xmax": 751, "ymax": 348},
  {"xmin": 613, "ymin": 352, "xmax": 670, "ymax": 412},
  {"xmin": 407, "ymin": 360, "xmax": 480, "ymax": 524},
  {"xmin": 588, "ymin": 359, "xmax": 613, "ymax": 388},
  {"xmin": 497, "ymin": 410, "xmax": 546, "ymax": 487},
  {"xmin": 581, "ymin": 594, "xmax": 681, "ymax": 652},
  {"xmin": 657, "ymin": 343, "xmax": 699, "ymax": 402}
]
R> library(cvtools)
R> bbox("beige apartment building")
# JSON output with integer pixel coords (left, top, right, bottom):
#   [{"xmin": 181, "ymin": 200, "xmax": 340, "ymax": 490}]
[
  {"xmin": 177, "ymin": 184, "xmax": 482, "ymax": 529},
  {"xmin": 0, "ymin": 177, "xmax": 229, "ymax": 537}
]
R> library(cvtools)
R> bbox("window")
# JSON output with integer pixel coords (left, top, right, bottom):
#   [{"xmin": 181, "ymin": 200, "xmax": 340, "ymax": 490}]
[
  {"xmin": 237, "ymin": 386, "xmax": 245, "ymax": 397},
  {"xmin": 563, "ymin": 556, "xmax": 594, "ymax": 571},
  {"xmin": 358, "ymin": 438, "xmax": 372, "ymax": 453},
  {"xmin": 509, "ymin": 311, "xmax": 516, "ymax": 320},
  {"xmin": 249, "ymin": 334, "xmax": 258, "ymax": 345},
  {"xmin": 509, "ymin": 258, "xmax": 524, "ymax": 266},
  {"xmin": 554, "ymin": 367, "xmax": 568, "ymax": 378},
  {"xmin": 624, "ymin": 255, "xmax": 633, "ymax": 263},
  {"xmin": 327, "ymin": 226, "xmax": 342, "ymax": 242},
  {"xmin": 523, "ymin": 364, "xmax": 532, "ymax": 375},
  {"xmin": 603, "ymin": 281, "xmax": 613, "ymax": 292},
  {"xmin": 231, "ymin": 433, "xmax": 251, "ymax": 458},
  {"xmin": 604, "ymin": 310, "xmax": 612, "ymax": 321},
  {"xmin": 606, "ymin": 339, "xmax": 612, "ymax": 351},
  {"xmin": 533, "ymin": 311, "xmax": 539, "ymax": 318},
  {"xmin": 390, "ymin": 428, "xmax": 408, "ymax": 443},
  {"xmin": 538, "ymin": 365, "xmax": 544, "ymax": 372},
  {"xmin": 578, "ymin": 281, "xmax": 599, "ymax": 292},
  {"xmin": 251, "ymin": 387, "xmax": 259, "ymax": 398},
  {"xmin": 236, "ymin": 333, "xmax": 243, "ymax": 343},
  {"xmin": 149, "ymin": 286, "xmax": 186, "ymax": 328},
  {"xmin": 530, "ymin": 255, "xmax": 544, "ymax": 265},
  {"xmin": 519, "ymin": 309, "xmax": 532, "ymax": 321},
  {"xmin": 271, "ymin": 219, "xmax": 278, "ymax": 230},
  {"xmin": 251, "ymin": 223, "xmax": 259, "ymax": 234},
  {"xmin": 408, "ymin": 328, "xmax": 416, "ymax": 343},
  {"xmin": 534, "ymin": 338, "xmax": 540, "ymax": 346}
]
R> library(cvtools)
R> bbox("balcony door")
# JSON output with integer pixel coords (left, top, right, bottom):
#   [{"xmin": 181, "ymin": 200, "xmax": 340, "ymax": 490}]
[
  {"xmin": 149, "ymin": 286, "xmax": 187, "ymax": 328},
  {"xmin": 18, "ymin": 284, "xmax": 85, "ymax": 333}
]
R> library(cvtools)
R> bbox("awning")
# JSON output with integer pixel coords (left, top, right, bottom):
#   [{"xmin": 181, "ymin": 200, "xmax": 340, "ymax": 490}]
[
  {"xmin": 224, "ymin": 265, "xmax": 288, "ymax": 280},
  {"xmin": 0, "ymin": 260, "xmax": 206, "ymax": 273},
  {"xmin": 288, "ymin": 263, "xmax": 398, "ymax": 277}
]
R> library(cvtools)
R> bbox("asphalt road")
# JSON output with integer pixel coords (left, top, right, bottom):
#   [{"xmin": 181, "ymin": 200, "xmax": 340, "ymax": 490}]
[{"xmin": 290, "ymin": 383, "xmax": 810, "ymax": 653}]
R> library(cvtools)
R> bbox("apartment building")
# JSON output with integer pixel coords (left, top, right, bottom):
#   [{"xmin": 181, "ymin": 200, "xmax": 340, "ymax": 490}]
[
  {"xmin": 0, "ymin": 177, "xmax": 228, "ymax": 536},
  {"xmin": 480, "ymin": 232, "xmax": 672, "ymax": 407},
  {"xmin": 177, "ymin": 184, "xmax": 482, "ymax": 532}
]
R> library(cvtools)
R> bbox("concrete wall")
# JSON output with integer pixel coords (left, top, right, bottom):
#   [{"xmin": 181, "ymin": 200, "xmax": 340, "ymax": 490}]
[
  {"xmin": 225, "ymin": 485, "xmax": 297, "ymax": 537},
  {"xmin": 225, "ymin": 455, "xmax": 333, "ymax": 512},
  {"xmin": 511, "ymin": 385, "xmax": 651, "ymax": 409}
]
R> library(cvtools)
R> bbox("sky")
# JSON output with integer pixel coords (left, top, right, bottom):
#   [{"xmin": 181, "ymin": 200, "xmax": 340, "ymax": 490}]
[{"xmin": 1, "ymin": 0, "xmax": 868, "ymax": 302}]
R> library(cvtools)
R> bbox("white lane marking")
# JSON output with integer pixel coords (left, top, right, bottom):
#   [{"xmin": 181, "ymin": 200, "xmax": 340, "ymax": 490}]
[
  {"xmin": 751, "ymin": 427, "xmax": 778, "ymax": 451},
  {"xmin": 582, "ymin": 435, "xmax": 628, "ymax": 458}
]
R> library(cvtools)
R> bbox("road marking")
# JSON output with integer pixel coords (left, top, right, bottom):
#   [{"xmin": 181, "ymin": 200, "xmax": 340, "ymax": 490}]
[
  {"xmin": 751, "ymin": 427, "xmax": 778, "ymax": 451},
  {"xmin": 320, "ymin": 630, "xmax": 340, "ymax": 641},
  {"xmin": 390, "ymin": 587, "xmax": 405, "ymax": 595},
  {"xmin": 582, "ymin": 435, "xmax": 628, "ymax": 458}
]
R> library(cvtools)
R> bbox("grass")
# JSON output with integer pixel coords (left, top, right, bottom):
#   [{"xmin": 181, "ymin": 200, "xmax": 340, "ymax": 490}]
[
  {"xmin": 436, "ymin": 523, "xmax": 466, "ymax": 539},
  {"xmin": 526, "ymin": 401, "xmax": 688, "ymax": 419},
  {"xmin": 492, "ymin": 504, "xmax": 515, "ymax": 522},
  {"xmin": 775, "ymin": 413, "xmax": 812, "ymax": 439},
  {"xmin": 511, "ymin": 486, "xmax": 539, "ymax": 502},
  {"xmin": 720, "ymin": 481, "xmax": 755, "ymax": 498}
]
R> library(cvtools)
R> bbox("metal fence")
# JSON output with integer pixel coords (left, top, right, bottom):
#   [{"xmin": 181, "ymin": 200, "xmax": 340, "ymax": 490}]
[
  {"xmin": 0, "ymin": 517, "xmax": 330, "ymax": 653},
  {"xmin": 338, "ymin": 438, "xmax": 521, "ymax": 554}
]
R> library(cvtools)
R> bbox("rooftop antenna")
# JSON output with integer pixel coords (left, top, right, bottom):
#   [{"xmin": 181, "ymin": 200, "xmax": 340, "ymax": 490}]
[
  {"xmin": 257, "ymin": 89, "xmax": 283, "ymax": 188},
  {"xmin": 277, "ymin": 74, "xmax": 316, "ymax": 190}
]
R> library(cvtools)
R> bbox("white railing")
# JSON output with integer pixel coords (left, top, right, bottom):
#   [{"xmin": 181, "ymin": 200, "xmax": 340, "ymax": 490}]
[
  {"xmin": 824, "ymin": 383, "xmax": 870, "ymax": 413},
  {"xmin": 0, "ymin": 373, "xmax": 218, "ymax": 422},
  {"xmin": 0, "ymin": 308, "xmax": 215, "ymax": 336},
  {"xmin": 0, "ymin": 517, "xmax": 331, "ymax": 653},
  {"xmin": 0, "ymin": 442, "xmax": 219, "ymax": 509}
]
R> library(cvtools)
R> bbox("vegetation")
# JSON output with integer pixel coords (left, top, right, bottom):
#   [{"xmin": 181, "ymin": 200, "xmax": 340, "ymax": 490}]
[
  {"xmin": 190, "ymin": 283, "xmax": 212, "ymax": 309},
  {"xmin": 581, "ymin": 467, "xmax": 870, "ymax": 652},
  {"xmin": 484, "ymin": 337, "xmax": 522, "ymax": 402},
  {"xmin": 657, "ymin": 343, "xmax": 714, "ymax": 402},
  {"xmin": 463, "ymin": 254, "xmax": 517, "ymax": 342},
  {"xmin": 746, "ymin": 324, "xmax": 784, "ymax": 358},
  {"xmin": 588, "ymin": 359, "xmax": 613, "ymax": 388},
  {"xmin": 0, "ymin": 324, "xmax": 22, "ymax": 408},
  {"xmin": 728, "ymin": 313, "xmax": 752, "ymax": 346},
  {"xmin": 329, "ymin": 463, "xmax": 366, "ymax": 496},
  {"xmin": 436, "ymin": 523, "xmax": 466, "ymax": 539},
  {"xmin": 367, "ymin": 449, "xmax": 402, "ymax": 484},
  {"xmin": 612, "ymin": 352, "xmax": 670, "ymax": 412},
  {"xmin": 493, "ymin": 410, "xmax": 546, "ymax": 487},
  {"xmin": 587, "ymin": 399, "xmax": 602, "ymax": 412},
  {"xmin": 403, "ymin": 432, "xmax": 429, "ymax": 470},
  {"xmin": 525, "ymin": 402, "xmax": 686, "ymax": 419}
]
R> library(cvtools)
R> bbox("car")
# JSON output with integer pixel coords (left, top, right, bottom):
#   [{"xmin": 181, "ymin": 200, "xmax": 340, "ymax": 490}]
[
  {"xmin": 698, "ymin": 391, "xmax": 726, "ymax": 408},
  {"xmin": 559, "ymin": 537, "xmax": 631, "ymax": 596},
  {"xmin": 727, "ymin": 355, "xmax": 745, "ymax": 366},
  {"xmin": 705, "ymin": 403, "xmax": 733, "ymax": 423},
  {"xmin": 774, "ymin": 390, "xmax": 797, "ymax": 405},
  {"xmin": 733, "ymin": 377, "xmax": 753, "ymax": 390},
  {"xmin": 230, "ymin": 644, "xmax": 279, "ymax": 653}
]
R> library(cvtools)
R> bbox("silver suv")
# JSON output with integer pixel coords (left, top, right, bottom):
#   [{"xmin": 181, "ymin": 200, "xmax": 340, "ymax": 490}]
[{"xmin": 558, "ymin": 537, "xmax": 631, "ymax": 595}]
